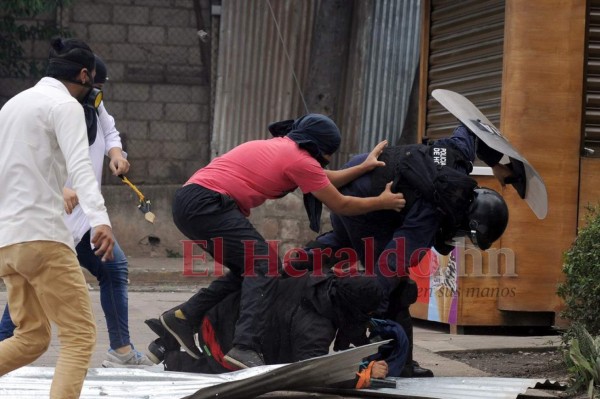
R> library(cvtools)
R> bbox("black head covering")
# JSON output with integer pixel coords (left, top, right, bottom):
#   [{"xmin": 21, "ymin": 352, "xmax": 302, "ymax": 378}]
[
  {"xmin": 46, "ymin": 37, "xmax": 96, "ymax": 81},
  {"xmin": 94, "ymin": 55, "xmax": 108, "ymax": 84},
  {"xmin": 286, "ymin": 114, "xmax": 341, "ymax": 165},
  {"xmin": 268, "ymin": 114, "xmax": 341, "ymax": 232},
  {"xmin": 329, "ymin": 276, "xmax": 384, "ymax": 342}
]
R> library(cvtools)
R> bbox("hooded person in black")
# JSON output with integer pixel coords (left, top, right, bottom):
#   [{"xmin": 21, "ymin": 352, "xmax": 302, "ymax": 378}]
[{"xmin": 146, "ymin": 274, "xmax": 402, "ymax": 388}]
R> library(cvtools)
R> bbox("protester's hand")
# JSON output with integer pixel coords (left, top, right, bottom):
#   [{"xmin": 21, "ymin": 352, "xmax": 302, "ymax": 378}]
[
  {"xmin": 492, "ymin": 163, "xmax": 514, "ymax": 186},
  {"xmin": 362, "ymin": 140, "xmax": 388, "ymax": 171},
  {"xmin": 371, "ymin": 361, "xmax": 388, "ymax": 379},
  {"xmin": 91, "ymin": 225, "xmax": 115, "ymax": 262},
  {"xmin": 378, "ymin": 182, "xmax": 405, "ymax": 212},
  {"xmin": 109, "ymin": 154, "xmax": 130, "ymax": 176},
  {"xmin": 371, "ymin": 360, "xmax": 388, "ymax": 378},
  {"xmin": 63, "ymin": 187, "xmax": 79, "ymax": 215}
]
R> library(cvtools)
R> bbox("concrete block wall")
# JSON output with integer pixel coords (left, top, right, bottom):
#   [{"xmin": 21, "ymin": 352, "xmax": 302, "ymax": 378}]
[{"xmin": 61, "ymin": 0, "xmax": 212, "ymax": 186}]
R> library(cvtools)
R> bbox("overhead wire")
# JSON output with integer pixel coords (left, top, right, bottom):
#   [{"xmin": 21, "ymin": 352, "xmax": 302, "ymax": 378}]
[{"xmin": 265, "ymin": 0, "xmax": 310, "ymax": 115}]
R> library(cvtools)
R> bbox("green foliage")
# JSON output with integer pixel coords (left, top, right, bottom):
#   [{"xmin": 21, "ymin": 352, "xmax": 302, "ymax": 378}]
[
  {"xmin": 557, "ymin": 204, "xmax": 600, "ymax": 336},
  {"xmin": 564, "ymin": 324, "xmax": 600, "ymax": 398},
  {"xmin": 0, "ymin": 0, "xmax": 73, "ymax": 78}
]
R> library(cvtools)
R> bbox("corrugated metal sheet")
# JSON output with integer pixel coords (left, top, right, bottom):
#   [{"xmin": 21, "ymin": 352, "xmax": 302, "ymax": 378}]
[
  {"xmin": 0, "ymin": 367, "xmax": 564, "ymax": 399},
  {"xmin": 0, "ymin": 342, "xmax": 385, "ymax": 399},
  {"xmin": 584, "ymin": 0, "xmax": 600, "ymax": 156},
  {"xmin": 360, "ymin": 0, "xmax": 422, "ymax": 152},
  {"xmin": 425, "ymin": 0, "xmax": 505, "ymax": 141},
  {"xmin": 0, "ymin": 365, "xmax": 282, "ymax": 398},
  {"xmin": 359, "ymin": 377, "xmax": 564, "ymax": 398},
  {"xmin": 211, "ymin": 0, "xmax": 317, "ymax": 158}
]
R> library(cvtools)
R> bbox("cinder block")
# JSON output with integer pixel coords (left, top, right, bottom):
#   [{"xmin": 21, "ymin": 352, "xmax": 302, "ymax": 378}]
[
  {"xmin": 166, "ymin": 65, "xmax": 207, "ymax": 85},
  {"xmin": 101, "ymin": 62, "xmax": 125, "ymax": 81},
  {"xmin": 126, "ymin": 139, "xmax": 163, "ymax": 158},
  {"xmin": 103, "ymin": 100, "xmax": 126, "ymax": 120},
  {"xmin": 162, "ymin": 141, "xmax": 201, "ymax": 160},
  {"xmin": 114, "ymin": 6, "xmax": 149, "ymax": 25},
  {"xmin": 145, "ymin": 45, "xmax": 189, "ymax": 65},
  {"xmin": 111, "ymin": 83, "xmax": 150, "ymax": 101},
  {"xmin": 186, "ymin": 122, "xmax": 211, "ymax": 141},
  {"xmin": 124, "ymin": 63, "xmax": 165, "ymax": 83},
  {"xmin": 187, "ymin": 46, "xmax": 202, "ymax": 66},
  {"xmin": 72, "ymin": 4, "xmax": 111, "ymax": 23},
  {"xmin": 127, "ymin": 102, "xmax": 164, "ymax": 120},
  {"xmin": 167, "ymin": 27, "xmax": 199, "ymax": 46},
  {"xmin": 149, "ymin": 121, "xmax": 187, "ymax": 141},
  {"xmin": 151, "ymin": 7, "xmax": 190, "ymax": 26},
  {"xmin": 66, "ymin": 23, "xmax": 89, "ymax": 40},
  {"xmin": 147, "ymin": 159, "xmax": 186, "ymax": 183},
  {"xmin": 111, "ymin": 44, "xmax": 147, "ymax": 62},
  {"xmin": 128, "ymin": 26, "xmax": 165, "ymax": 44},
  {"xmin": 121, "ymin": 120, "xmax": 149, "ymax": 139},
  {"xmin": 89, "ymin": 24, "xmax": 127, "ymax": 43},
  {"xmin": 151, "ymin": 84, "xmax": 192, "ymax": 103},
  {"xmin": 191, "ymin": 86, "xmax": 209, "ymax": 104},
  {"xmin": 165, "ymin": 103, "xmax": 206, "ymax": 122}
]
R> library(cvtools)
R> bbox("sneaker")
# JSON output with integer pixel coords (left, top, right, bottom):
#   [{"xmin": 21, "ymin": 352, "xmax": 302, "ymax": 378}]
[
  {"xmin": 160, "ymin": 310, "xmax": 201, "ymax": 359},
  {"xmin": 145, "ymin": 318, "xmax": 180, "ymax": 350},
  {"xmin": 102, "ymin": 348, "xmax": 155, "ymax": 367},
  {"xmin": 147, "ymin": 338, "xmax": 166, "ymax": 364},
  {"xmin": 223, "ymin": 346, "xmax": 265, "ymax": 369}
]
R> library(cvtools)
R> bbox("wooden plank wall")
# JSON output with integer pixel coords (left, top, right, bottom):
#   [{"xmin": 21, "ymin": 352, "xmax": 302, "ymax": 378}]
[{"xmin": 497, "ymin": 0, "xmax": 586, "ymax": 315}]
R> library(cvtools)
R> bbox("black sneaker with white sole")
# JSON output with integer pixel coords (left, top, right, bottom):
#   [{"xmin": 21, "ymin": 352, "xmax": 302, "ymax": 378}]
[
  {"xmin": 223, "ymin": 346, "xmax": 265, "ymax": 369},
  {"xmin": 160, "ymin": 310, "xmax": 202, "ymax": 359},
  {"xmin": 147, "ymin": 338, "xmax": 167, "ymax": 364}
]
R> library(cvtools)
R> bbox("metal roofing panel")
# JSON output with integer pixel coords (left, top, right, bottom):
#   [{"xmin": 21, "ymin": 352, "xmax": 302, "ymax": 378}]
[
  {"xmin": 360, "ymin": 0, "xmax": 421, "ymax": 152},
  {"xmin": 1, "ymin": 368, "xmax": 564, "ymax": 399},
  {"xmin": 211, "ymin": 0, "xmax": 317, "ymax": 158},
  {"xmin": 0, "ymin": 342, "xmax": 385, "ymax": 399},
  {"xmin": 327, "ymin": 377, "xmax": 564, "ymax": 399}
]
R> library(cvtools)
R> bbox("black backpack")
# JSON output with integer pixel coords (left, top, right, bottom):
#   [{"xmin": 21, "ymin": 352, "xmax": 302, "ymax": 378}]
[{"xmin": 373, "ymin": 144, "xmax": 477, "ymax": 228}]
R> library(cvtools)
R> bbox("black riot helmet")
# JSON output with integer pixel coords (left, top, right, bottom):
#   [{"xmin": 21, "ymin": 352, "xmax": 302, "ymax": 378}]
[{"xmin": 466, "ymin": 188, "xmax": 509, "ymax": 250}]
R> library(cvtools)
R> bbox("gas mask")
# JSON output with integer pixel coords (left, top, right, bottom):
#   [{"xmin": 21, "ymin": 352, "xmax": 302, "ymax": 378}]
[{"xmin": 80, "ymin": 70, "xmax": 103, "ymax": 145}]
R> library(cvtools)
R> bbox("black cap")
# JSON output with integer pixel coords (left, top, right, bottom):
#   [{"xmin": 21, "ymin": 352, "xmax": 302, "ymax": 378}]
[
  {"xmin": 94, "ymin": 55, "xmax": 108, "ymax": 84},
  {"xmin": 46, "ymin": 37, "xmax": 95, "ymax": 80}
]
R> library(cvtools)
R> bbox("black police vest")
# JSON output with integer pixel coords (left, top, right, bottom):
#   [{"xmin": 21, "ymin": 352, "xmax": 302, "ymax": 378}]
[{"xmin": 371, "ymin": 142, "xmax": 476, "ymax": 224}]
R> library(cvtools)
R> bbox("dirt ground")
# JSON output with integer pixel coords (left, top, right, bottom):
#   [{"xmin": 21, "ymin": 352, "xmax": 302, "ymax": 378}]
[{"xmin": 442, "ymin": 349, "xmax": 589, "ymax": 398}]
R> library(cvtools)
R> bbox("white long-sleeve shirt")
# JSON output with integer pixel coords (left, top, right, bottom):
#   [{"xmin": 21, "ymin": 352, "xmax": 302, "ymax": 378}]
[
  {"xmin": 0, "ymin": 77, "xmax": 111, "ymax": 252},
  {"xmin": 64, "ymin": 102, "xmax": 124, "ymax": 245}
]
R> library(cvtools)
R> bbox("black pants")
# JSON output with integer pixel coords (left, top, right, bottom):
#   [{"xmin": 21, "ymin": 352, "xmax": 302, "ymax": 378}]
[{"xmin": 172, "ymin": 184, "xmax": 280, "ymax": 351}]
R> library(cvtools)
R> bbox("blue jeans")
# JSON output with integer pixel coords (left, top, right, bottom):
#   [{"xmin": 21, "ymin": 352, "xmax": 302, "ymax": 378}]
[
  {"xmin": 0, "ymin": 304, "xmax": 14, "ymax": 340},
  {"xmin": 0, "ymin": 230, "xmax": 131, "ymax": 350}
]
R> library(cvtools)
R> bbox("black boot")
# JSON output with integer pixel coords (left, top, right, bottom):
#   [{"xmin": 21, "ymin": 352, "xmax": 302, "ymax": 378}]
[{"xmin": 387, "ymin": 279, "xmax": 434, "ymax": 378}]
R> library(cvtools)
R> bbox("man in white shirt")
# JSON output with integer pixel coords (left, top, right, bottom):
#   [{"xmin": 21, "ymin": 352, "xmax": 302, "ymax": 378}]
[
  {"xmin": 0, "ymin": 56, "xmax": 153, "ymax": 367},
  {"xmin": 0, "ymin": 37, "xmax": 114, "ymax": 399}
]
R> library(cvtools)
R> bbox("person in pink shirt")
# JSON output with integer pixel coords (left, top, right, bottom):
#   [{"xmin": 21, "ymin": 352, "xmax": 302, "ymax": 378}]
[{"xmin": 159, "ymin": 114, "xmax": 405, "ymax": 368}]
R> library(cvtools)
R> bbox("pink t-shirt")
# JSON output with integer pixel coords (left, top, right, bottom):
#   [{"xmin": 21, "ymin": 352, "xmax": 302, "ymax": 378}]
[{"xmin": 187, "ymin": 137, "xmax": 330, "ymax": 215}]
